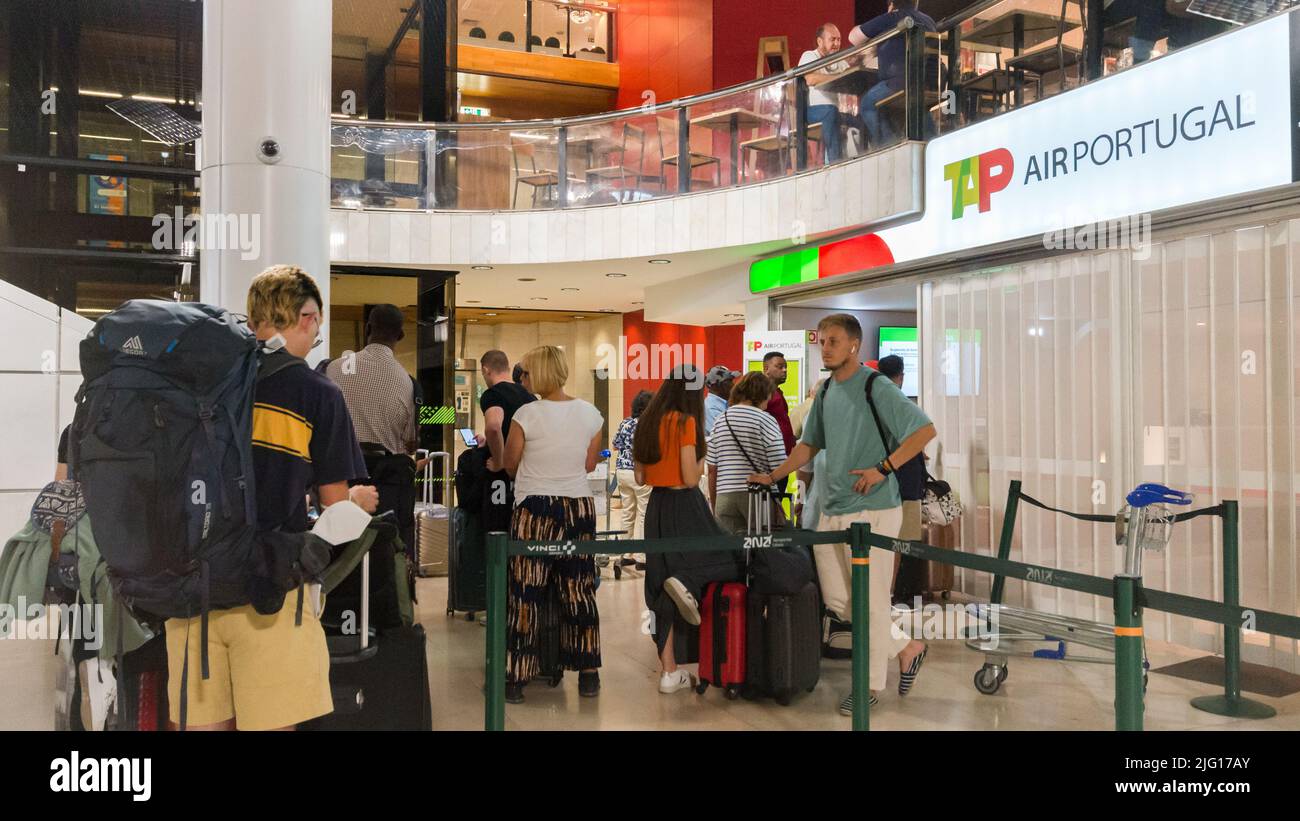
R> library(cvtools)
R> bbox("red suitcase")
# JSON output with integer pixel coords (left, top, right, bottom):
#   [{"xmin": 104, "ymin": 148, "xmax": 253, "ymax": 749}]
[{"xmin": 697, "ymin": 581, "xmax": 747, "ymax": 699}]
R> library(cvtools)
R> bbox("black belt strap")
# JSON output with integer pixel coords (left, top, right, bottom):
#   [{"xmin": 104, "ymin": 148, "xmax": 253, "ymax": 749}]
[{"xmin": 1019, "ymin": 490, "xmax": 1226, "ymax": 524}]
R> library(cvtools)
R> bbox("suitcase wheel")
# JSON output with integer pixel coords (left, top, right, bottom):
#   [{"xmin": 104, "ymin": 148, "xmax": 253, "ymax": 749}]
[
  {"xmin": 724, "ymin": 685, "xmax": 741, "ymax": 701},
  {"xmin": 465, "ymin": 611, "xmax": 475, "ymax": 622},
  {"xmin": 775, "ymin": 693, "xmax": 792, "ymax": 707},
  {"xmin": 613, "ymin": 564, "xmax": 622, "ymax": 580},
  {"xmin": 973, "ymin": 664, "xmax": 1003, "ymax": 695},
  {"xmin": 548, "ymin": 674, "xmax": 563, "ymax": 687},
  {"xmin": 445, "ymin": 609, "xmax": 453, "ymax": 616},
  {"xmin": 695, "ymin": 680, "xmax": 709, "ymax": 695}
]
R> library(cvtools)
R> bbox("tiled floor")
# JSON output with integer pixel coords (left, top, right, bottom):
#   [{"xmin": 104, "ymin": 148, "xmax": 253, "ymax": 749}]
[
  {"xmin": 419, "ymin": 573, "xmax": 1300, "ymax": 732},
  {"xmin": 4, "ymin": 572, "xmax": 1297, "ymax": 731}
]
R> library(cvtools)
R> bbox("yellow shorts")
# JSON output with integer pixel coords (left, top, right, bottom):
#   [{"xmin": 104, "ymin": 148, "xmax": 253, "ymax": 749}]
[{"xmin": 166, "ymin": 597, "xmax": 332, "ymax": 730}]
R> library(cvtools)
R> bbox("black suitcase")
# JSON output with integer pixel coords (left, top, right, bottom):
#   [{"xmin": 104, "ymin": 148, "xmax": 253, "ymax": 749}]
[
  {"xmin": 306, "ymin": 534, "xmax": 432, "ymax": 731},
  {"xmin": 303, "ymin": 623, "xmax": 432, "ymax": 731},
  {"xmin": 447, "ymin": 507, "xmax": 486, "ymax": 619},
  {"xmin": 744, "ymin": 582, "xmax": 821, "ymax": 705},
  {"xmin": 739, "ymin": 485, "xmax": 820, "ymax": 705},
  {"xmin": 535, "ymin": 577, "xmax": 564, "ymax": 686}
]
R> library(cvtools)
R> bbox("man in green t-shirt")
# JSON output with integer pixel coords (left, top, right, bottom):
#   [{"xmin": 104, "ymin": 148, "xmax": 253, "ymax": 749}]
[{"xmin": 750, "ymin": 313, "xmax": 934, "ymax": 716}]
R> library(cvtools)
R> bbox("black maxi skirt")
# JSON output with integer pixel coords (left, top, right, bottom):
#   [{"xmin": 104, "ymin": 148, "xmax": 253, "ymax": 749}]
[{"xmin": 642, "ymin": 486, "xmax": 744, "ymax": 655}]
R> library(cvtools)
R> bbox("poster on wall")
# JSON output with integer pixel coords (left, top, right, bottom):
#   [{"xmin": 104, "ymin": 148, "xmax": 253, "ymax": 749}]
[
  {"xmin": 87, "ymin": 154, "xmax": 128, "ymax": 216},
  {"xmin": 878, "ymin": 326, "xmax": 919, "ymax": 397},
  {"xmin": 743, "ymin": 330, "xmax": 806, "ymax": 404}
]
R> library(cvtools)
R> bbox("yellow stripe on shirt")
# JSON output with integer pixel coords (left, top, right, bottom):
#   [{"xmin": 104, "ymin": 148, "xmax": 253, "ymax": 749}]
[{"xmin": 252, "ymin": 403, "xmax": 313, "ymax": 462}]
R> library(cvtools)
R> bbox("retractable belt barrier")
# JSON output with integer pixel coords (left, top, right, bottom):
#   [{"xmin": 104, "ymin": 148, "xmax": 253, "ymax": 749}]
[{"xmin": 482, "ymin": 486, "xmax": 1300, "ymax": 732}]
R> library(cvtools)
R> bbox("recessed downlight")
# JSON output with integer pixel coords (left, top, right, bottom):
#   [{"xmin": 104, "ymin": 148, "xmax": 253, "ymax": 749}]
[
  {"xmin": 466, "ymin": 300, "xmax": 481, "ymax": 304},
  {"xmin": 506, "ymin": 305, "xmax": 521, "ymax": 308},
  {"xmin": 605, "ymin": 272, "xmax": 626, "ymax": 278},
  {"xmin": 648, "ymin": 259, "xmax": 671, "ymax": 264},
  {"xmin": 725, "ymin": 313, "xmax": 743, "ymax": 317},
  {"xmin": 518, "ymin": 277, "xmax": 537, "ymax": 282},
  {"xmin": 466, "ymin": 318, "xmax": 479, "ymax": 322},
  {"xmin": 572, "ymin": 315, "xmax": 586, "ymax": 319},
  {"xmin": 471, "ymin": 265, "xmax": 493, "ymax": 270},
  {"xmin": 561, "ymin": 287, "xmax": 580, "ymax": 291},
  {"xmin": 485, "ymin": 312, "xmax": 498, "ymax": 316},
  {"xmin": 531, "ymin": 297, "xmax": 548, "ymax": 301}
]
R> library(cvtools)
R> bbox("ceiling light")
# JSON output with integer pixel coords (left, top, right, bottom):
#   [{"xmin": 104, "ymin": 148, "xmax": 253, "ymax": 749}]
[
  {"xmin": 472, "ymin": 265, "xmax": 493, "ymax": 270},
  {"xmin": 531, "ymin": 297, "xmax": 548, "ymax": 301},
  {"xmin": 131, "ymin": 94, "xmax": 179, "ymax": 104},
  {"xmin": 572, "ymin": 315, "xmax": 586, "ymax": 319},
  {"xmin": 466, "ymin": 300, "xmax": 481, "ymax": 303},
  {"xmin": 506, "ymin": 305, "xmax": 521, "ymax": 308},
  {"xmin": 648, "ymin": 259, "xmax": 671, "ymax": 264},
  {"xmin": 561, "ymin": 287, "xmax": 580, "ymax": 292},
  {"xmin": 485, "ymin": 312, "xmax": 498, "ymax": 316},
  {"xmin": 605, "ymin": 273, "xmax": 626, "ymax": 278},
  {"xmin": 632, "ymin": 301, "xmax": 644, "ymax": 305},
  {"xmin": 725, "ymin": 313, "xmax": 743, "ymax": 317},
  {"xmin": 466, "ymin": 318, "xmax": 479, "ymax": 323},
  {"xmin": 518, "ymin": 277, "xmax": 536, "ymax": 282}
]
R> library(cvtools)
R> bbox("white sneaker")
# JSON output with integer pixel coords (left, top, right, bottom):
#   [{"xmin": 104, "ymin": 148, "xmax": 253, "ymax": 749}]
[
  {"xmin": 664, "ymin": 577, "xmax": 701, "ymax": 626},
  {"xmin": 659, "ymin": 669, "xmax": 695, "ymax": 694}
]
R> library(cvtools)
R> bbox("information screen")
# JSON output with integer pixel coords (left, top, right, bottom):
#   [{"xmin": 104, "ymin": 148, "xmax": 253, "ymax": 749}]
[{"xmin": 878, "ymin": 326, "xmax": 919, "ymax": 398}]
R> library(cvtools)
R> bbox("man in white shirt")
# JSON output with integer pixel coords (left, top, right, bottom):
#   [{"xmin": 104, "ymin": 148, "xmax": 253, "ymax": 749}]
[{"xmin": 800, "ymin": 23, "xmax": 851, "ymax": 163}]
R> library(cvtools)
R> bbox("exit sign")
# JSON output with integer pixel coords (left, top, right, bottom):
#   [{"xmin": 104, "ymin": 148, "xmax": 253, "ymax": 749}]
[{"xmin": 459, "ymin": 105, "xmax": 491, "ymax": 117}]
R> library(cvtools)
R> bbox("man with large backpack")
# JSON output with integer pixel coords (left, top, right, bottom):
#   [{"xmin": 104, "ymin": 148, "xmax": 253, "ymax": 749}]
[
  {"xmin": 748, "ymin": 313, "xmax": 934, "ymax": 717},
  {"xmin": 71, "ymin": 265, "xmax": 377, "ymax": 730}
]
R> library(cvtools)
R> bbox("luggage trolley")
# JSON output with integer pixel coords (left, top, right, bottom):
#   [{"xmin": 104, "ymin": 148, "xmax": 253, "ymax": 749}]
[{"xmin": 968, "ymin": 483, "xmax": 1193, "ymax": 695}]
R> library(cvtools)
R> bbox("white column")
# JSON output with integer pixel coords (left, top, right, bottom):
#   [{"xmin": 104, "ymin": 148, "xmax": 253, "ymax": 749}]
[{"xmin": 200, "ymin": 0, "xmax": 332, "ymax": 358}]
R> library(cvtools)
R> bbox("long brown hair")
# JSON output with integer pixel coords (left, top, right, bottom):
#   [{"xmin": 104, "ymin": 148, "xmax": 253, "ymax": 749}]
[{"xmin": 632, "ymin": 365, "xmax": 706, "ymax": 464}]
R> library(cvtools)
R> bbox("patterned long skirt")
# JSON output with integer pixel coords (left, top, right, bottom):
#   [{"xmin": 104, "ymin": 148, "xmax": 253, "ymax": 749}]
[{"xmin": 507, "ymin": 495, "xmax": 601, "ymax": 684}]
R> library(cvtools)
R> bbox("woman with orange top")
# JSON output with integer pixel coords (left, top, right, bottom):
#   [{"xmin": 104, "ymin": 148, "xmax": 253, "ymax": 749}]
[{"xmin": 633, "ymin": 364, "xmax": 744, "ymax": 694}]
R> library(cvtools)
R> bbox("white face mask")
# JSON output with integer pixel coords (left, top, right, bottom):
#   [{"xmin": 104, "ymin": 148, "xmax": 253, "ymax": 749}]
[{"xmin": 262, "ymin": 333, "xmax": 288, "ymax": 353}]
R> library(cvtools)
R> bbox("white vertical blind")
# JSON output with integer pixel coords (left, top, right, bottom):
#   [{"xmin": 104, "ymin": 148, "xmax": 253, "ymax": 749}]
[{"xmin": 921, "ymin": 216, "xmax": 1300, "ymax": 672}]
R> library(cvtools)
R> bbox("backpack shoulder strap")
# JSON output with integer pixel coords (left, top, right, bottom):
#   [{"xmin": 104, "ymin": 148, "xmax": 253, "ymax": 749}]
[
  {"xmin": 258, "ymin": 350, "xmax": 309, "ymax": 384},
  {"xmin": 863, "ymin": 371, "xmax": 899, "ymax": 452}
]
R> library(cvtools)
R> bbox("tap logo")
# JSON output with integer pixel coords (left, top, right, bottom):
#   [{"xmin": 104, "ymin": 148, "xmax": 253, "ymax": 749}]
[
  {"xmin": 747, "ymin": 341, "xmax": 763, "ymax": 351},
  {"xmin": 944, "ymin": 148, "xmax": 1014, "ymax": 219}
]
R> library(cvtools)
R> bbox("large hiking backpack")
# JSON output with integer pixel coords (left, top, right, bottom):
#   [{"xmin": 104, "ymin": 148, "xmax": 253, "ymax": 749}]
[{"xmin": 70, "ymin": 300, "xmax": 266, "ymax": 620}]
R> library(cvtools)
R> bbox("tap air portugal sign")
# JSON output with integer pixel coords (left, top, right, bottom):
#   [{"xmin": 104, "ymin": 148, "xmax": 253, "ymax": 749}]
[{"xmin": 750, "ymin": 10, "xmax": 1299, "ymax": 293}]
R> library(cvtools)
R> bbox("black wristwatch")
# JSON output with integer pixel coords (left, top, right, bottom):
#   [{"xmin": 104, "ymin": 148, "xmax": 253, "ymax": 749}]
[{"xmin": 876, "ymin": 459, "xmax": 894, "ymax": 476}]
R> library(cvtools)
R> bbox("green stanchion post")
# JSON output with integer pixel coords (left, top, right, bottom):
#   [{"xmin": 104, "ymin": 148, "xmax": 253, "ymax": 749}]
[
  {"xmin": 1191, "ymin": 500, "xmax": 1276, "ymax": 719},
  {"xmin": 850, "ymin": 522, "xmax": 871, "ymax": 732},
  {"xmin": 485, "ymin": 532, "xmax": 508, "ymax": 732},
  {"xmin": 990, "ymin": 480, "xmax": 1021, "ymax": 606},
  {"xmin": 1114, "ymin": 575, "xmax": 1144, "ymax": 731}
]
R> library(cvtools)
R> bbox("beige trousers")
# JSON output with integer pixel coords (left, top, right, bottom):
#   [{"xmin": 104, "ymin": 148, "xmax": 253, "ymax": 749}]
[{"xmin": 816, "ymin": 506, "xmax": 911, "ymax": 691}]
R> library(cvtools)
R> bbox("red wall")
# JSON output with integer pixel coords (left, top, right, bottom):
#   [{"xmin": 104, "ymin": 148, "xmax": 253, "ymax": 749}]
[
  {"xmin": 711, "ymin": 0, "xmax": 857, "ymax": 90},
  {"xmin": 620, "ymin": 311, "xmax": 744, "ymax": 415},
  {"xmin": 615, "ymin": 0, "xmax": 715, "ymax": 110}
]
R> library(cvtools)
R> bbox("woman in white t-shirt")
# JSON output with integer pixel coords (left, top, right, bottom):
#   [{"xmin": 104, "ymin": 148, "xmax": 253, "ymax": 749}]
[{"xmin": 502, "ymin": 345, "xmax": 606, "ymax": 704}]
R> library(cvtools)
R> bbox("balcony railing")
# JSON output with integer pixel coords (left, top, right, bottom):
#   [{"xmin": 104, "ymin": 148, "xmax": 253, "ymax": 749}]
[{"xmin": 331, "ymin": 22, "xmax": 942, "ymax": 212}]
